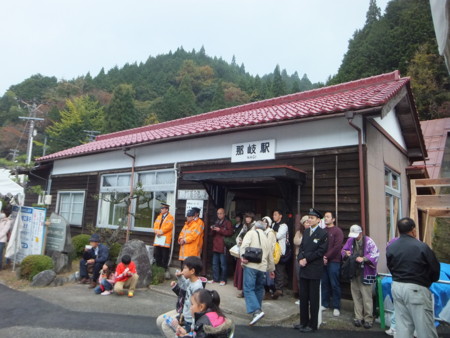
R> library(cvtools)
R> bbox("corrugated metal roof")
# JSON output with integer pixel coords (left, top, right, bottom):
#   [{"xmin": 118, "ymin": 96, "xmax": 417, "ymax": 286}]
[
  {"xmin": 38, "ymin": 70, "xmax": 409, "ymax": 162},
  {"xmin": 415, "ymin": 118, "xmax": 450, "ymax": 179}
]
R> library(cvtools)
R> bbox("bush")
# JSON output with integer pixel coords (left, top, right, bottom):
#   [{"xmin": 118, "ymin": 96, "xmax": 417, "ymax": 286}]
[
  {"xmin": 109, "ymin": 242, "xmax": 122, "ymax": 262},
  {"xmin": 72, "ymin": 234, "xmax": 90, "ymax": 258},
  {"xmin": 151, "ymin": 265, "xmax": 165, "ymax": 285},
  {"xmin": 20, "ymin": 255, "xmax": 53, "ymax": 280}
]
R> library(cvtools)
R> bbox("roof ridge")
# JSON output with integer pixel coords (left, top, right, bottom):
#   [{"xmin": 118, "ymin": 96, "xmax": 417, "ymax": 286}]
[{"xmin": 97, "ymin": 71, "xmax": 401, "ymax": 142}]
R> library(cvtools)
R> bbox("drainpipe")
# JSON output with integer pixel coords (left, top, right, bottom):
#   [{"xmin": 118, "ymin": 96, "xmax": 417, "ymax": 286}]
[
  {"xmin": 168, "ymin": 162, "xmax": 179, "ymax": 268},
  {"xmin": 345, "ymin": 112, "xmax": 367, "ymax": 234},
  {"xmin": 124, "ymin": 149, "xmax": 136, "ymax": 242}
]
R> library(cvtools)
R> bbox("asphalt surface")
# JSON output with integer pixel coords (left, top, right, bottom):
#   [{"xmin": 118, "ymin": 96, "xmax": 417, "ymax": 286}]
[{"xmin": 0, "ymin": 282, "xmax": 449, "ymax": 337}]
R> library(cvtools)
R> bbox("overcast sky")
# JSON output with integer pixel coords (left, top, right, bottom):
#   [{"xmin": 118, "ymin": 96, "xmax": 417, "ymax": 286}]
[{"xmin": 0, "ymin": 0, "xmax": 390, "ymax": 96}]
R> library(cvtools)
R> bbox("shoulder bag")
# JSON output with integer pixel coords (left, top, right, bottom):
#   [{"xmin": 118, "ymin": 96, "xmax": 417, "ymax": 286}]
[{"xmin": 242, "ymin": 230, "xmax": 263, "ymax": 263}]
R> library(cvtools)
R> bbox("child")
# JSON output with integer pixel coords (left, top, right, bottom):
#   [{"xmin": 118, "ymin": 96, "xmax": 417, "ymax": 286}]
[
  {"xmin": 94, "ymin": 260, "xmax": 116, "ymax": 295},
  {"xmin": 113, "ymin": 254, "xmax": 139, "ymax": 298},
  {"xmin": 176, "ymin": 289, "xmax": 234, "ymax": 338},
  {"xmin": 156, "ymin": 256, "xmax": 204, "ymax": 337}
]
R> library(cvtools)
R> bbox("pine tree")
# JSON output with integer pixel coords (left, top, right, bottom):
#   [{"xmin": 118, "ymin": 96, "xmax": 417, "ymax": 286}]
[
  {"xmin": 104, "ymin": 84, "xmax": 141, "ymax": 133},
  {"xmin": 271, "ymin": 65, "xmax": 286, "ymax": 97}
]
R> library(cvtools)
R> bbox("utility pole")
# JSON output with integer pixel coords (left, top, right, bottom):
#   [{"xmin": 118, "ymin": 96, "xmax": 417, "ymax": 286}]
[
  {"xmin": 9, "ymin": 149, "xmax": 19, "ymax": 162},
  {"xmin": 18, "ymin": 101, "xmax": 44, "ymax": 165}
]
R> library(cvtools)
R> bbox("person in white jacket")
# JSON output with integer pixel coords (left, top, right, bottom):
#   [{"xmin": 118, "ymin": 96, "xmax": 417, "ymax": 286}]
[
  {"xmin": 0, "ymin": 206, "xmax": 12, "ymax": 270},
  {"xmin": 240, "ymin": 220, "xmax": 275, "ymax": 326},
  {"xmin": 272, "ymin": 209, "xmax": 289, "ymax": 299}
]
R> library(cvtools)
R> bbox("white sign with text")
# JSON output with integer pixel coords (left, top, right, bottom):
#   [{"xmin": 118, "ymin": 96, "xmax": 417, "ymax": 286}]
[{"xmin": 231, "ymin": 139, "xmax": 276, "ymax": 162}]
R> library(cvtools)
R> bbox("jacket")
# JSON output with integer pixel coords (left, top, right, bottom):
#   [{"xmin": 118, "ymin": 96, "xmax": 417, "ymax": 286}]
[
  {"xmin": 272, "ymin": 222, "xmax": 288, "ymax": 255},
  {"xmin": 153, "ymin": 212, "xmax": 174, "ymax": 248},
  {"xmin": 341, "ymin": 236, "xmax": 379, "ymax": 285},
  {"xmin": 0, "ymin": 217, "xmax": 12, "ymax": 243},
  {"xmin": 211, "ymin": 218, "xmax": 233, "ymax": 253},
  {"xmin": 98, "ymin": 269, "xmax": 116, "ymax": 285},
  {"xmin": 387, "ymin": 234, "xmax": 440, "ymax": 288},
  {"xmin": 240, "ymin": 228, "xmax": 275, "ymax": 273},
  {"xmin": 179, "ymin": 218, "xmax": 205, "ymax": 260},
  {"xmin": 88, "ymin": 243, "xmax": 109, "ymax": 264},
  {"xmin": 189, "ymin": 310, "xmax": 234, "ymax": 338},
  {"xmin": 297, "ymin": 225, "xmax": 328, "ymax": 279},
  {"xmin": 115, "ymin": 261, "xmax": 137, "ymax": 282},
  {"xmin": 324, "ymin": 226, "xmax": 344, "ymax": 263}
]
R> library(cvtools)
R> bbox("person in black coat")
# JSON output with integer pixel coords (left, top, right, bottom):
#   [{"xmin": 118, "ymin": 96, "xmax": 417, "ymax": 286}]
[{"xmin": 294, "ymin": 208, "xmax": 328, "ymax": 332}]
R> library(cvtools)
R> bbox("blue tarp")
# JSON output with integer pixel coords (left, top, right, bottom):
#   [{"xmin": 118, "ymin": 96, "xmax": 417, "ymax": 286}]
[{"xmin": 381, "ymin": 263, "xmax": 450, "ymax": 324}]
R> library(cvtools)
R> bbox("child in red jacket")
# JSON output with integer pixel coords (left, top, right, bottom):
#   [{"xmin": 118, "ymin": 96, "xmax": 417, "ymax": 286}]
[{"xmin": 113, "ymin": 254, "xmax": 139, "ymax": 298}]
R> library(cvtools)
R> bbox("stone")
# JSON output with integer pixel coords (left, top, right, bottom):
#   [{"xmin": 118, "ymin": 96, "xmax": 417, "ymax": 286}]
[
  {"xmin": 31, "ymin": 270, "xmax": 56, "ymax": 287},
  {"xmin": 51, "ymin": 251, "xmax": 71, "ymax": 274},
  {"xmin": 118, "ymin": 239, "xmax": 152, "ymax": 288},
  {"xmin": 51, "ymin": 276, "xmax": 67, "ymax": 287}
]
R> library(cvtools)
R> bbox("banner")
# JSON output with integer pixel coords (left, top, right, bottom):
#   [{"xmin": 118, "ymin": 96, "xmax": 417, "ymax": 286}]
[{"xmin": 6, "ymin": 206, "xmax": 47, "ymax": 263}]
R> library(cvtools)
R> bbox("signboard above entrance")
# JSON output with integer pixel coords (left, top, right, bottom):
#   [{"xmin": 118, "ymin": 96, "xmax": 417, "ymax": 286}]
[
  {"xmin": 231, "ymin": 139, "xmax": 276, "ymax": 162},
  {"xmin": 178, "ymin": 189, "xmax": 208, "ymax": 200}
]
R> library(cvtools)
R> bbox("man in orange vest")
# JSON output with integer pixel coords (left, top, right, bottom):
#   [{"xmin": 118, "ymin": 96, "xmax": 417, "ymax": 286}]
[
  {"xmin": 178, "ymin": 208, "xmax": 205, "ymax": 267},
  {"xmin": 153, "ymin": 203, "xmax": 175, "ymax": 279}
]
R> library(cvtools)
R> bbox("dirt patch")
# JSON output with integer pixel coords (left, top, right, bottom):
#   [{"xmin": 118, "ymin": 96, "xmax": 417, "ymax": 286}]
[{"xmin": 0, "ymin": 260, "xmax": 78, "ymax": 290}]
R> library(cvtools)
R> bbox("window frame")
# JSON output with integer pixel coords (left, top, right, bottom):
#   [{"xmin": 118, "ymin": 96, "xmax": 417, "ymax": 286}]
[
  {"xmin": 385, "ymin": 167, "xmax": 402, "ymax": 241},
  {"xmin": 96, "ymin": 170, "xmax": 176, "ymax": 232},
  {"xmin": 56, "ymin": 190, "xmax": 86, "ymax": 227}
]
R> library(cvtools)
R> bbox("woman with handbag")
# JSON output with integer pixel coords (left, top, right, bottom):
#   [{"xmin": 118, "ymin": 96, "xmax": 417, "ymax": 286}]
[
  {"xmin": 233, "ymin": 212, "xmax": 255, "ymax": 298},
  {"xmin": 240, "ymin": 220, "xmax": 275, "ymax": 326}
]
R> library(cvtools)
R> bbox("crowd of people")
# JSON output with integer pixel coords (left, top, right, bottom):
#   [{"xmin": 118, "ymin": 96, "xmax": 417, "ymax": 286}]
[
  {"xmin": 0, "ymin": 196, "xmax": 435, "ymax": 338},
  {"xmin": 152, "ymin": 203, "xmax": 441, "ymax": 337}
]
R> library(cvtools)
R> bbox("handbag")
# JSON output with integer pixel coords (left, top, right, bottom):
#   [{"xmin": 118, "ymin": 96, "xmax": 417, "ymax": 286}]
[
  {"xmin": 242, "ymin": 230, "xmax": 263, "ymax": 263},
  {"xmin": 279, "ymin": 232, "xmax": 292, "ymax": 264},
  {"xmin": 229, "ymin": 244, "xmax": 240, "ymax": 258}
]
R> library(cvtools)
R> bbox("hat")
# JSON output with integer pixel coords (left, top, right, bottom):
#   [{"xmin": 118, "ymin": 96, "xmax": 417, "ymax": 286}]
[
  {"xmin": 348, "ymin": 224, "xmax": 363, "ymax": 238},
  {"xmin": 186, "ymin": 209, "xmax": 196, "ymax": 217},
  {"xmin": 160, "ymin": 203, "xmax": 170, "ymax": 209},
  {"xmin": 89, "ymin": 234, "xmax": 100, "ymax": 242},
  {"xmin": 262, "ymin": 216, "xmax": 273, "ymax": 228},
  {"xmin": 307, "ymin": 208, "xmax": 322, "ymax": 219},
  {"xmin": 300, "ymin": 215, "xmax": 309, "ymax": 225},
  {"xmin": 192, "ymin": 207, "xmax": 201, "ymax": 214}
]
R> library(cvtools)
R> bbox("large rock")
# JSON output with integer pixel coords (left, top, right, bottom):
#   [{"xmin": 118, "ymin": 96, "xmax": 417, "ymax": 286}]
[
  {"xmin": 51, "ymin": 251, "xmax": 71, "ymax": 274},
  {"xmin": 31, "ymin": 270, "xmax": 56, "ymax": 287},
  {"xmin": 118, "ymin": 240, "xmax": 152, "ymax": 288}
]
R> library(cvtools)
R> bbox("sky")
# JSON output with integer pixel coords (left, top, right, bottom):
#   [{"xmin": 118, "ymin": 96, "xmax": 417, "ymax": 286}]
[{"xmin": 0, "ymin": 0, "xmax": 390, "ymax": 96}]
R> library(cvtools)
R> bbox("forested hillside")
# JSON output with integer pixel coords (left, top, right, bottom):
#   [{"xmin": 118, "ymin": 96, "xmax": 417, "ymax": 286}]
[
  {"xmin": 329, "ymin": 0, "xmax": 450, "ymax": 121},
  {"xmin": 0, "ymin": 47, "xmax": 317, "ymax": 161}
]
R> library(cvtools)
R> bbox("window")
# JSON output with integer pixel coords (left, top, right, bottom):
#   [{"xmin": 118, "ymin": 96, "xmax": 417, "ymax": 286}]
[
  {"xmin": 385, "ymin": 168, "xmax": 402, "ymax": 242},
  {"xmin": 56, "ymin": 191, "xmax": 85, "ymax": 226},
  {"xmin": 97, "ymin": 170, "xmax": 176, "ymax": 231}
]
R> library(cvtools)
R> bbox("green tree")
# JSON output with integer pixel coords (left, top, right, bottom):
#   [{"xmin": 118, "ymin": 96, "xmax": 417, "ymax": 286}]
[
  {"xmin": 271, "ymin": 65, "xmax": 286, "ymax": 97},
  {"xmin": 407, "ymin": 43, "xmax": 450, "ymax": 120},
  {"xmin": 104, "ymin": 84, "xmax": 141, "ymax": 133},
  {"xmin": 46, "ymin": 96, "xmax": 104, "ymax": 152},
  {"xmin": 365, "ymin": 0, "xmax": 381, "ymax": 25}
]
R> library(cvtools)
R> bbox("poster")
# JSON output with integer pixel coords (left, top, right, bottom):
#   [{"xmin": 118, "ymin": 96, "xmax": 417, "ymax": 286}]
[{"xmin": 8, "ymin": 206, "xmax": 47, "ymax": 263}]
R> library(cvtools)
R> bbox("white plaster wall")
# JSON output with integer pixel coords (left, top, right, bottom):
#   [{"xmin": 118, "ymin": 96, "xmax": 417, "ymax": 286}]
[
  {"xmin": 372, "ymin": 109, "xmax": 407, "ymax": 150},
  {"xmin": 52, "ymin": 116, "xmax": 362, "ymax": 175},
  {"xmin": 366, "ymin": 122, "xmax": 410, "ymax": 273}
]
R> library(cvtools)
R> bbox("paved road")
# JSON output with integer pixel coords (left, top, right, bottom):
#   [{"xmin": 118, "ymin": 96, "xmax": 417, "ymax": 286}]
[{"xmin": 0, "ymin": 283, "xmax": 445, "ymax": 337}]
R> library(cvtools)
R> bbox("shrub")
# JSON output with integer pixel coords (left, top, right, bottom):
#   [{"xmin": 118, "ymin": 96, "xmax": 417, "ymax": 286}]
[
  {"xmin": 109, "ymin": 242, "xmax": 122, "ymax": 262},
  {"xmin": 72, "ymin": 234, "xmax": 90, "ymax": 258},
  {"xmin": 151, "ymin": 265, "xmax": 165, "ymax": 285},
  {"xmin": 20, "ymin": 255, "xmax": 53, "ymax": 280}
]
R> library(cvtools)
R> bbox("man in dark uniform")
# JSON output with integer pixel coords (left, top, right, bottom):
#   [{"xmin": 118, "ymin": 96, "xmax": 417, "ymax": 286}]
[{"xmin": 294, "ymin": 208, "xmax": 328, "ymax": 333}]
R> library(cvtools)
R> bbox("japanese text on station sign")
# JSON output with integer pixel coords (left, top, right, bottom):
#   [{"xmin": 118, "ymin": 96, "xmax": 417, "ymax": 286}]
[{"xmin": 231, "ymin": 139, "xmax": 275, "ymax": 162}]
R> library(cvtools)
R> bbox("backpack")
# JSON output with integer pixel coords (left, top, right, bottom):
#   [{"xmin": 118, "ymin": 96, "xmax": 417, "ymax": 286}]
[
  {"xmin": 266, "ymin": 228, "xmax": 281, "ymax": 264},
  {"xmin": 273, "ymin": 241, "xmax": 282, "ymax": 264}
]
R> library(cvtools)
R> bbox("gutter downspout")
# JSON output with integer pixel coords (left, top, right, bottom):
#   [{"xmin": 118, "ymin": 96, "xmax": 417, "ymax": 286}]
[
  {"xmin": 124, "ymin": 149, "xmax": 136, "ymax": 242},
  {"xmin": 345, "ymin": 112, "xmax": 367, "ymax": 234}
]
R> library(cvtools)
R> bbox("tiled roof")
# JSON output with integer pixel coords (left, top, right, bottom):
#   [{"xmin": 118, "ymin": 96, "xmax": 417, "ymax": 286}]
[
  {"xmin": 38, "ymin": 70, "xmax": 409, "ymax": 162},
  {"xmin": 413, "ymin": 118, "xmax": 450, "ymax": 179}
]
